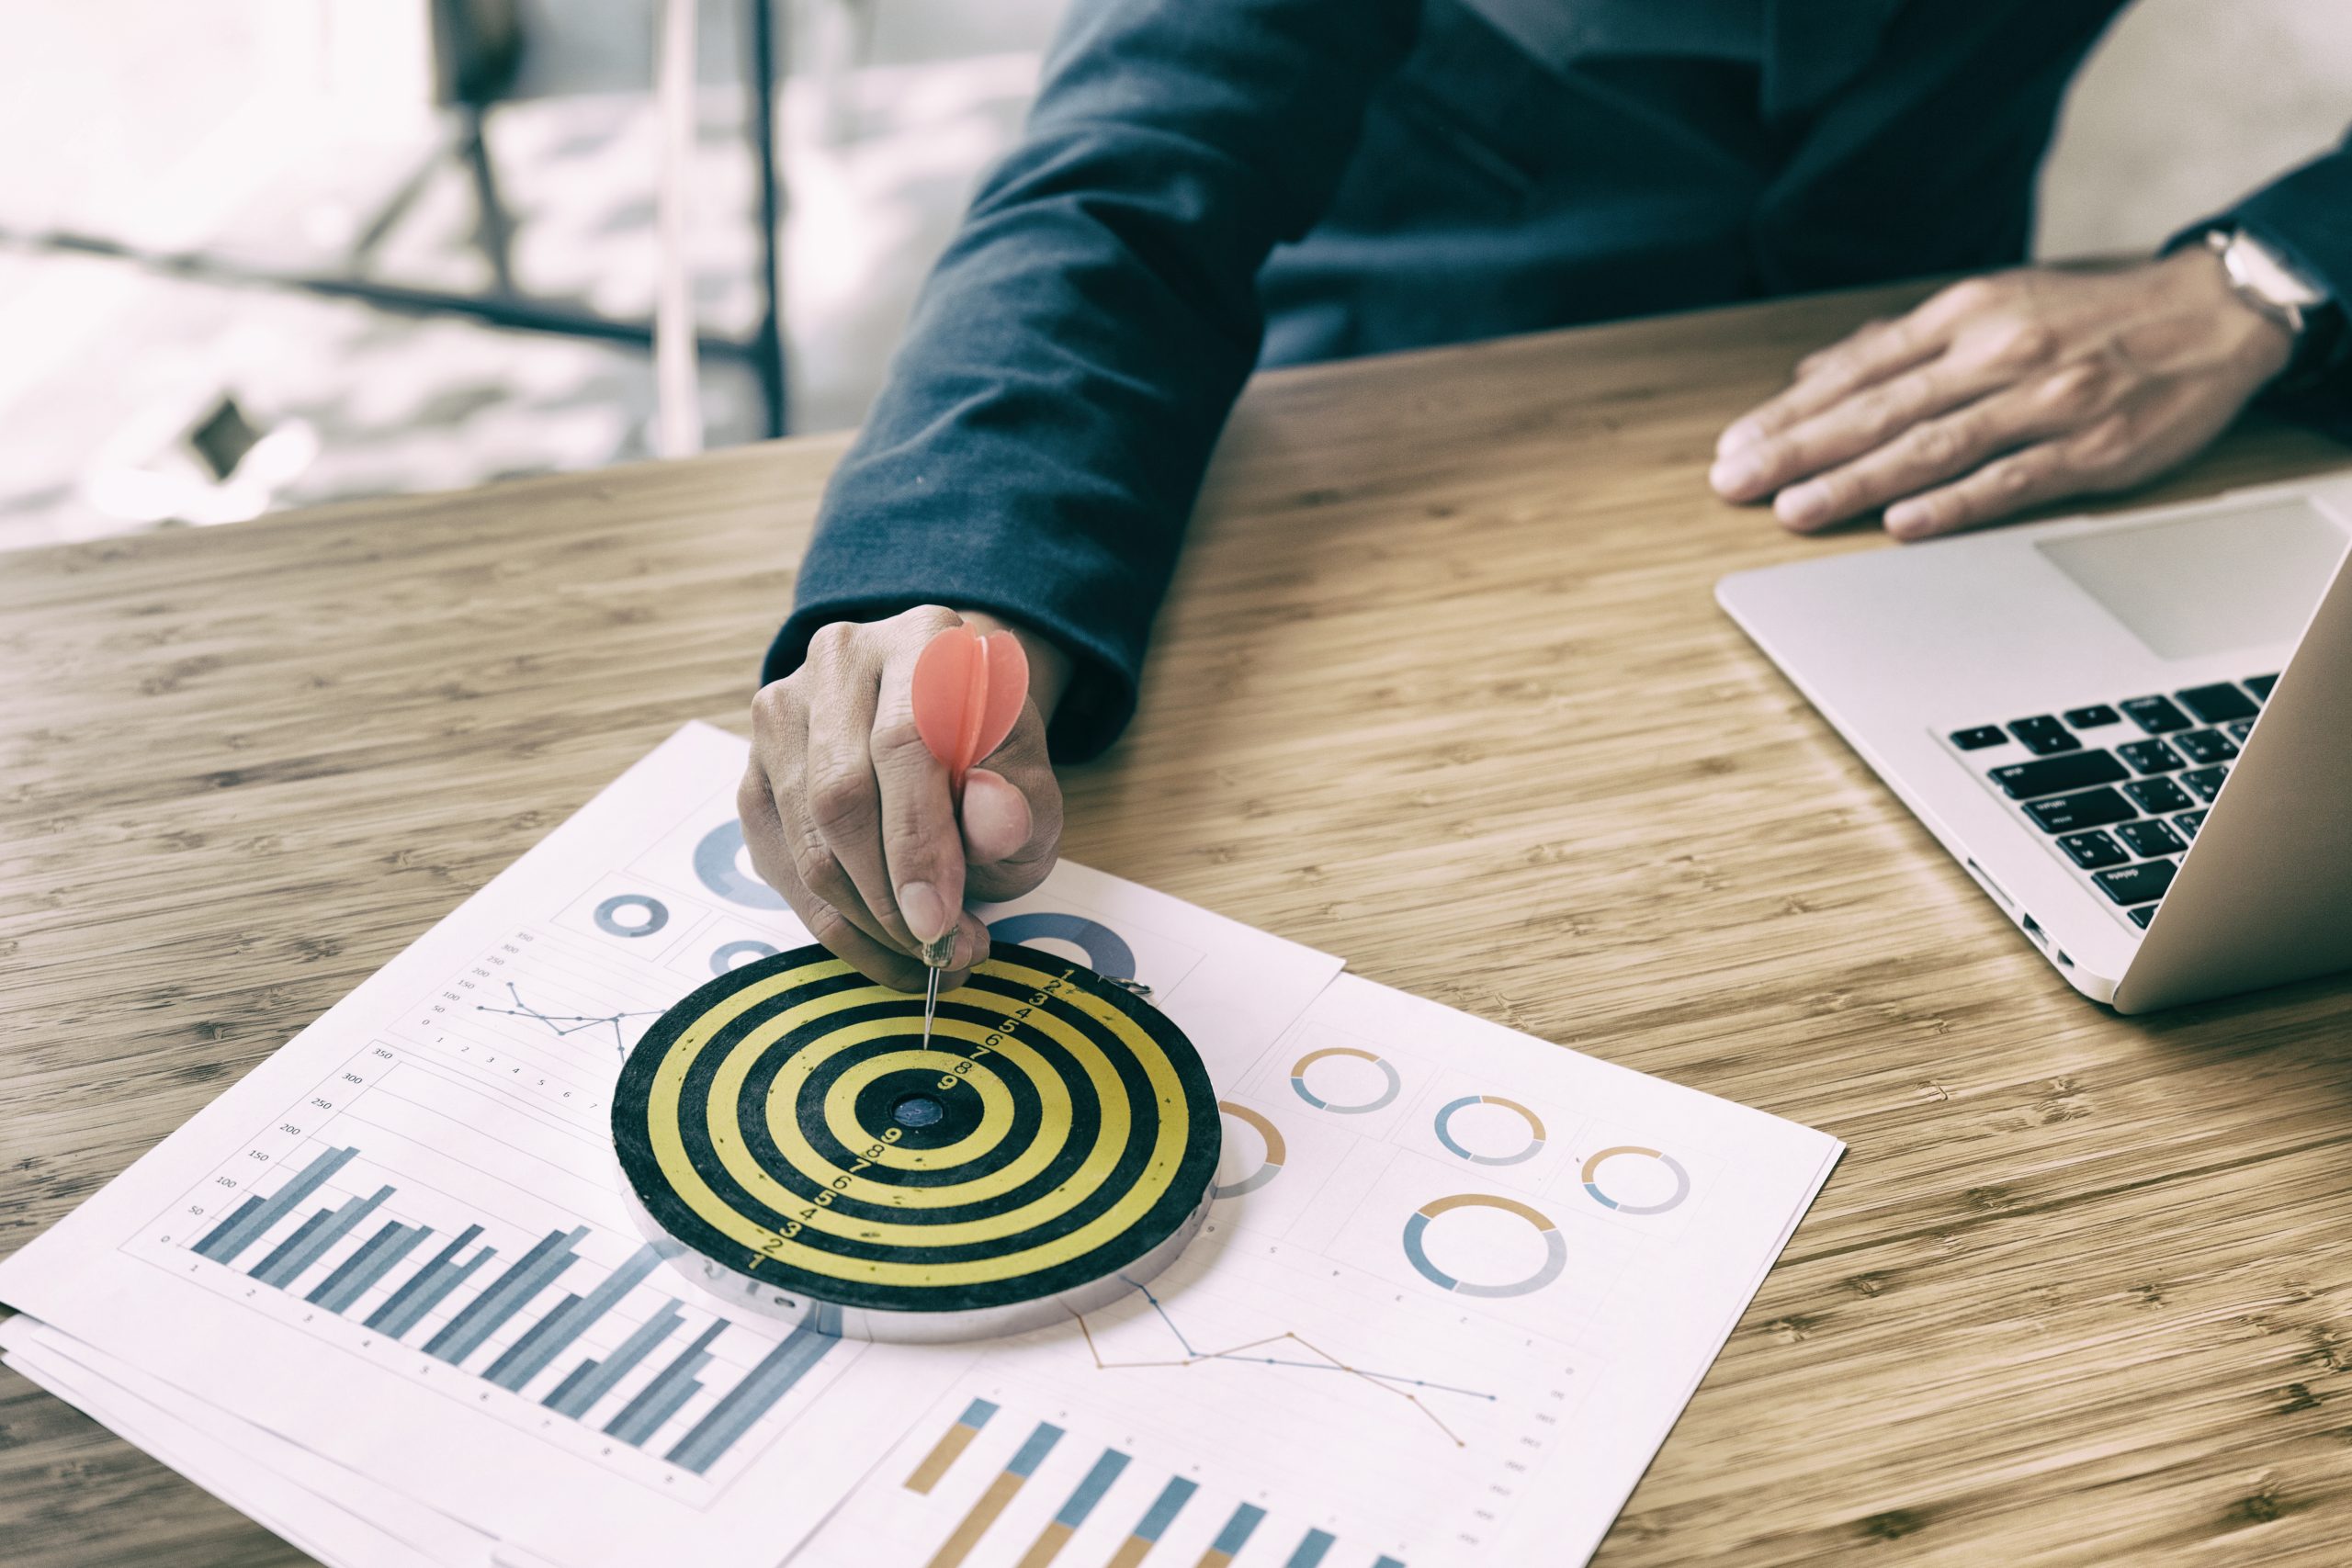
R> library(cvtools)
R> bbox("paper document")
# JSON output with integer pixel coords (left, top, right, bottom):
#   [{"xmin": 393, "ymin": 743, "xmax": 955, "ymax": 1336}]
[{"xmin": 0, "ymin": 721, "xmax": 1839, "ymax": 1568}]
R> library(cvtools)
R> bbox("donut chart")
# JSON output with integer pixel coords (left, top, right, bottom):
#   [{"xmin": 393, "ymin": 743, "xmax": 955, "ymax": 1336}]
[
  {"xmin": 1401, "ymin": 1195, "xmax": 1567, "ymax": 1298},
  {"xmin": 986, "ymin": 912, "xmax": 1137, "ymax": 982},
  {"xmin": 1211, "ymin": 1101, "xmax": 1286, "ymax": 1200},
  {"xmin": 709, "ymin": 939, "xmax": 779, "ymax": 975},
  {"xmin": 612, "ymin": 942, "xmax": 1219, "ymax": 1339},
  {"xmin": 594, "ymin": 894, "xmax": 670, "ymax": 938},
  {"xmin": 1580, "ymin": 1146, "xmax": 1690, "ymax": 1215},
  {"xmin": 1430, "ymin": 1095, "xmax": 1546, "ymax": 1166},
  {"xmin": 1289, "ymin": 1046, "xmax": 1401, "ymax": 1115},
  {"xmin": 694, "ymin": 819, "xmax": 791, "ymax": 910}
]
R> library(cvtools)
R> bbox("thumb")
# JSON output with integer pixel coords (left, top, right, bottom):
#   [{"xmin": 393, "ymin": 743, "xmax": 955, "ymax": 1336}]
[{"xmin": 958, "ymin": 769, "xmax": 1033, "ymax": 865}]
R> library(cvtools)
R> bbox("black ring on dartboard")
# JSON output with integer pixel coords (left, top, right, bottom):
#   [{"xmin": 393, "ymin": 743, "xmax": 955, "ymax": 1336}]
[{"xmin": 611, "ymin": 942, "xmax": 1219, "ymax": 1316}]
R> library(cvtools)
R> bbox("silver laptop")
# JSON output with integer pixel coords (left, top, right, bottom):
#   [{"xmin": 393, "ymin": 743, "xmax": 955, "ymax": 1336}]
[{"xmin": 1717, "ymin": 472, "xmax": 2352, "ymax": 1012}]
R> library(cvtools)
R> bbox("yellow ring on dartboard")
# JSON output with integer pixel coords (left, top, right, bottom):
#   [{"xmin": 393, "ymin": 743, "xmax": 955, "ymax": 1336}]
[
  {"xmin": 814, "ymin": 1047, "xmax": 1018, "ymax": 1171},
  {"xmin": 712, "ymin": 1004, "xmax": 1108, "ymax": 1229},
  {"xmin": 639, "ymin": 954, "xmax": 1193, "ymax": 1285}
]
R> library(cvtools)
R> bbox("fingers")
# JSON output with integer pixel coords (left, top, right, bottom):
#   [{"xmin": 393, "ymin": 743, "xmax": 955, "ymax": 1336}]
[
  {"xmin": 1710, "ymin": 355, "xmax": 2010, "ymax": 503},
  {"xmin": 1767, "ymin": 380, "xmax": 2071, "ymax": 533},
  {"xmin": 867, "ymin": 624, "xmax": 971, "ymax": 949},
  {"xmin": 1714, "ymin": 308, "xmax": 1946, "ymax": 461},
  {"xmin": 962, "ymin": 702, "xmax": 1063, "ymax": 904}
]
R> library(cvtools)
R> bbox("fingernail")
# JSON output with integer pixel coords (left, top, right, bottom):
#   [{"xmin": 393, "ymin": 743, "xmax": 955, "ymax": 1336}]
[
  {"xmin": 1716, "ymin": 421, "xmax": 1759, "ymax": 457},
  {"xmin": 1883, "ymin": 502, "xmax": 1927, "ymax": 538},
  {"xmin": 1710, "ymin": 451, "xmax": 1764, "ymax": 497},
  {"xmin": 898, "ymin": 880, "xmax": 948, "ymax": 944},
  {"xmin": 1776, "ymin": 482, "xmax": 1828, "ymax": 529}
]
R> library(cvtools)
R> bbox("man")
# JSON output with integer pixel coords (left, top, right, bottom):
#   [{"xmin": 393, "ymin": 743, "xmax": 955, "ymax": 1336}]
[{"xmin": 737, "ymin": 0, "xmax": 2352, "ymax": 988}]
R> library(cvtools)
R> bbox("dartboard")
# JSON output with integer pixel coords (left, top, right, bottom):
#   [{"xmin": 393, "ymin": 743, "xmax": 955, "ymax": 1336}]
[{"xmin": 612, "ymin": 942, "xmax": 1218, "ymax": 1340}]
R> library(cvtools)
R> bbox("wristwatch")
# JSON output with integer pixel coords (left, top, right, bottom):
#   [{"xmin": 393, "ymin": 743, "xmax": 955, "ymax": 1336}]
[{"xmin": 2204, "ymin": 226, "xmax": 2343, "ymax": 389}]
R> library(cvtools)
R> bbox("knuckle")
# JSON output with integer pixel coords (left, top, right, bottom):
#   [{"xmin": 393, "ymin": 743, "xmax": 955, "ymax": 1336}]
[
  {"xmin": 2041, "ymin": 361, "xmax": 2103, "ymax": 414},
  {"xmin": 807, "ymin": 620, "xmax": 859, "ymax": 664},
  {"xmin": 807, "ymin": 761, "xmax": 877, "ymax": 839},
  {"xmin": 1906, "ymin": 420, "xmax": 1968, "ymax": 468},
  {"xmin": 749, "ymin": 679, "xmax": 796, "ymax": 728},
  {"xmin": 1939, "ymin": 276, "xmax": 1999, "ymax": 315},
  {"xmin": 2069, "ymin": 417, "xmax": 2136, "ymax": 473},
  {"xmin": 868, "ymin": 713, "xmax": 929, "ymax": 765}
]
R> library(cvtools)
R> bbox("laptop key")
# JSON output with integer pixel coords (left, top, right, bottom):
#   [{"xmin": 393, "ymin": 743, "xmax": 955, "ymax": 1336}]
[
  {"xmin": 2024, "ymin": 787, "xmax": 2136, "ymax": 833},
  {"xmin": 2182, "ymin": 764, "xmax": 2230, "ymax": 802},
  {"xmin": 2122, "ymin": 777, "xmax": 2194, "ymax": 814},
  {"xmin": 1950, "ymin": 725, "xmax": 2007, "ymax": 750},
  {"xmin": 2227, "ymin": 718, "xmax": 2256, "ymax": 743},
  {"xmin": 2115, "ymin": 819, "xmax": 2185, "ymax": 857},
  {"xmin": 2094, "ymin": 860, "xmax": 2177, "ymax": 906},
  {"xmin": 2117, "ymin": 739, "xmax": 2186, "ymax": 774},
  {"xmin": 2058, "ymin": 829, "xmax": 2131, "ymax": 869},
  {"xmin": 2121, "ymin": 694, "xmax": 2192, "ymax": 733},
  {"xmin": 2173, "ymin": 728, "xmax": 2238, "ymax": 765},
  {"xmin": 2006, "ymin": 715, "xmax": 2080, "ymax": 754},
  {"xmin": 1990, "ymin": 750, "xmax": 2128, "ymax": 799},
  {"xmin": 2064, "ymin": 704, "xmax": 2121, "ymax": 728},
  {"xmin": 2129, "ymin": 905, "xmax": 2156, "ymax": 929},
  {"xmin": 2173, "ymin": 808, "xmax": 2207, "ymax": 840},
  {"xmin": 2245, "ymin": 673, "xmax": 2278, "ymax": 702},
  {"xmin": 2177, "ymin": 682, "xmax": 2259, "ymax": 724}
]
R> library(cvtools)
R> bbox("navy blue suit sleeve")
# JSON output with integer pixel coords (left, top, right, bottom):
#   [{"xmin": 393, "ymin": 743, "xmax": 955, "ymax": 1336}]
[
  {"xmin": 765, "ymin": 0, "xmax": 1419, "ymax": 761},
  {"xmin": 2175, "ymin": 126, "xmax": 2352, "ymax": 433}
]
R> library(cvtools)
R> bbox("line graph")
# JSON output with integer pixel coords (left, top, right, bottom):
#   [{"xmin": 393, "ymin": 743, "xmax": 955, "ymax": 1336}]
[
  {"xmin": 1070, "ymin": 1278, "xmax": 1494, "ymax": 1446},
  {"xmin": 477, "ymin": 982, "xmax": 666, "ymax": 1055}
]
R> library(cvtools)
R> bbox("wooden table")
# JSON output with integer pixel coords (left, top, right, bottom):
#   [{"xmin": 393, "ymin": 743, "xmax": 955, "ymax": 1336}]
[{"xmin": 6, "ymin": 281, "xmax": 2352, "ymax": 1567}]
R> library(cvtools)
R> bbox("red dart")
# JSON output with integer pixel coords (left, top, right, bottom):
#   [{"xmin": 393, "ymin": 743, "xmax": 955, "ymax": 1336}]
[
  {"xmin": 909, "ymin": 623, "xmax": 1030, "ymax": 1025},
  {"xmin": 911, "ymin": 624, "xmax": 1029, "ymax": 804}
]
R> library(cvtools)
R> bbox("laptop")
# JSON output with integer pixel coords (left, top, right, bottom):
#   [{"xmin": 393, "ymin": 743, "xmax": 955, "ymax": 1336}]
[{"xmin": 1716, "ymin": 472, "xmax": 2352, "ymax": 1012}]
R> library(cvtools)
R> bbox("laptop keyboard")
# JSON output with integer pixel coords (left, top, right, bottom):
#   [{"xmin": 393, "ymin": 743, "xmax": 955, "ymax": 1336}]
[{"xmin": 1944, "ymin": 675, "xmax": 2275, "ymax": 931}]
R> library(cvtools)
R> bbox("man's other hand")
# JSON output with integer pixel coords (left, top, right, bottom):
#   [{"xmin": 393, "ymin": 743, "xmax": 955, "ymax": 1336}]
[
  {"xmin": 1710, "ymin": 249, "xmax": 2295, "ymax": 539},
  {"xmin": 740, "ymin": 605, "xmax": 1068, "ymax": 990}
]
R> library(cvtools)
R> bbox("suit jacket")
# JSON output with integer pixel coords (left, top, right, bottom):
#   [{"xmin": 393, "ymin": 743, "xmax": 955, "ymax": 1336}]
[{"xmin": 769, "ymin": 0, "xmax": 2352, "ymax": 759}]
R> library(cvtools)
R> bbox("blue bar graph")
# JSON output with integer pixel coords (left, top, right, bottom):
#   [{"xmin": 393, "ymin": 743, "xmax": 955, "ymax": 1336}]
[
  {"xmin": 365, "ymin": 1224, "xmax": 487, "ymax": 1335},
  {"xmin": 606, "ymin": 1319, "xmax": 724, "ymax": 1446},
  {"xmin": 175, "ymin": 1139, "xmax": 819, "ymax": 1477},
  {"xmin": 255, "ymin": 1184, "xmax": 393, "ymax": 1288},
  {"xmin": 309, "ymin": 1222, "xmax": 432, "ymax": 1313},
  {"xmin": 664, "ymin": 1319, "xmax": 838, "ymax": 1473},
  {"xmin": 1120, "ymin": 1475, "xmax": 1197, "ymax": 1561},
  {"xmin": 1283, "ymin": 1529, "xmax": 1335, "ymax": 1567},
  {"xmin": 486, "ymin": 1243, "xmax": 664, "ymax": 1391},
  {"xmin": 1372, "ymin": 1557, "xmax": 1407, "ymax": 1568},
  {"xmin": 194, "ymin": 1146, "xmax": 357, "ymax": 1263},
  {"xmin": 544, "ymin": 1301, "xmax": 684, "ymax": 1419},
  {"xmin": 425, "ymin": 1226, "xmax": 586, "ymax": 1365},
  {"xmin": 1206, "ymin": 1504, "xmax": 1266, "ymax": 1563}
]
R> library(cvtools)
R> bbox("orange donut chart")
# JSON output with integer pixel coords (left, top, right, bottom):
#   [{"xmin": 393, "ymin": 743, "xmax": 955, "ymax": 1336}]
[
  {"xmin": 1579, "ymin": 1145, "xmax": 1690, "ymax": 1215},
  {"xmin": 1402, "ymin": 1194, "xmax": 1566, "ymax": 1297},
  {"xmin": 1211, "ymin": 1101, "xmax": 1286, "ymax": 1199}
]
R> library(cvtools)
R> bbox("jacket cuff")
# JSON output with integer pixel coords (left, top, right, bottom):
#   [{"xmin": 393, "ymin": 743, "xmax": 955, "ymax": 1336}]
[{"xmin": 763, "ymin": 588, "xmax": 1140, "ymax": 766}]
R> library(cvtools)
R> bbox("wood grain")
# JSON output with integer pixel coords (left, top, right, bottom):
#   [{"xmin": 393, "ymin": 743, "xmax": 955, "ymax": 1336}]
[{"xmin": 5, "ymin": 279, "xmax": 2351, "ymax": 1567}]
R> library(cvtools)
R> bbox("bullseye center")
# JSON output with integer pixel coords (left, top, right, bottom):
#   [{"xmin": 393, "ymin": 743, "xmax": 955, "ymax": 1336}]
[{"xmin": 889, "ymin": 1091, "xmax": 947, "ymax": 1130}]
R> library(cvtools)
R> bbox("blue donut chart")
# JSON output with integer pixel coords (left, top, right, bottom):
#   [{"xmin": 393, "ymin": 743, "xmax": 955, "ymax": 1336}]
[
  {"xmin": 1402, "ymin": 1194, "xmax": 1567, "ymax": 1298},
  {"xmin": 694, "ymin": 819, "xmax": 790, "ymax": 910},
  {"xmin": 986, "ymin": 911, "xmax": 1137, "ymax": 981},
  {"xmin": 709, "ymin": 939, "xmax": 779, "ymax": 975},
  {"xmin": 1289, "ymin": 1046, "xmax": 1401, "ymax": 1115},
  {"xmin": 1431, "ymin": 1094, "xmax": 1546, "ymax": 1166},
  {"xmin": 1580, "ymin": 1146, "xmax": 1691, "ymax": 1215},
  {"xmin": 594, "ymin": 894, "xmax": 669, "ymax": 938}
]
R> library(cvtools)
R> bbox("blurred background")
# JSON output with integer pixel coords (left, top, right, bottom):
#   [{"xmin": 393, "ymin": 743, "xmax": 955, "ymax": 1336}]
[{"xmin": 0, "ymin": 0, "xmax": 2346, "ymax": 554}]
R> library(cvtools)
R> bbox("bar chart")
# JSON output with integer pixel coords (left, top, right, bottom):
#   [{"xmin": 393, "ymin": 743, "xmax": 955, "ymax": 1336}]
[
  {"xmin": 131, "ymin": 1005, "xmax": 866, "ymax": 1501},
  {"xmin": 894, "ymin": 1394, "xmax": 1401, "ymax": 1568},
  {"xmin": 177, "ymin": 1140, "xmax": 839, "ymax": 1478}
]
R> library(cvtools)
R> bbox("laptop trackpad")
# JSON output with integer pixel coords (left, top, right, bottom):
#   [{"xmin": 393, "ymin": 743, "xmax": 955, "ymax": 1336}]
[{"xmin": 2038, "ymin": 498, "xmax": 2348, "ymax": 659}]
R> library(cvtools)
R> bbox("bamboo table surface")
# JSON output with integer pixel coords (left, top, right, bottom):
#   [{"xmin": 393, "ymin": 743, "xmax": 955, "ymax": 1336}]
[{"xmin": 6, "ymin": 280, "xmax": 2352, "ymax": 1567}]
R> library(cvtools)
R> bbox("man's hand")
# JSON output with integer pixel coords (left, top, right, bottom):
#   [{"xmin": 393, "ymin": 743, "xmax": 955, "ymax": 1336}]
[
  {"xmin": 1710, "ymin": 248, "xmax": 2295, "ymax": 539},
  {"xmin": 740, "ymin": 605, "xmax": 1069, "ymax": 990}
]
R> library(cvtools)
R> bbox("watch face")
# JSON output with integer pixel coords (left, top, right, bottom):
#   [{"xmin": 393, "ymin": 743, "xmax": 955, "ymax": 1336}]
[{"xmin": 2230, "ymin": 231, "xmax": 2329, "ymax": 310}]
